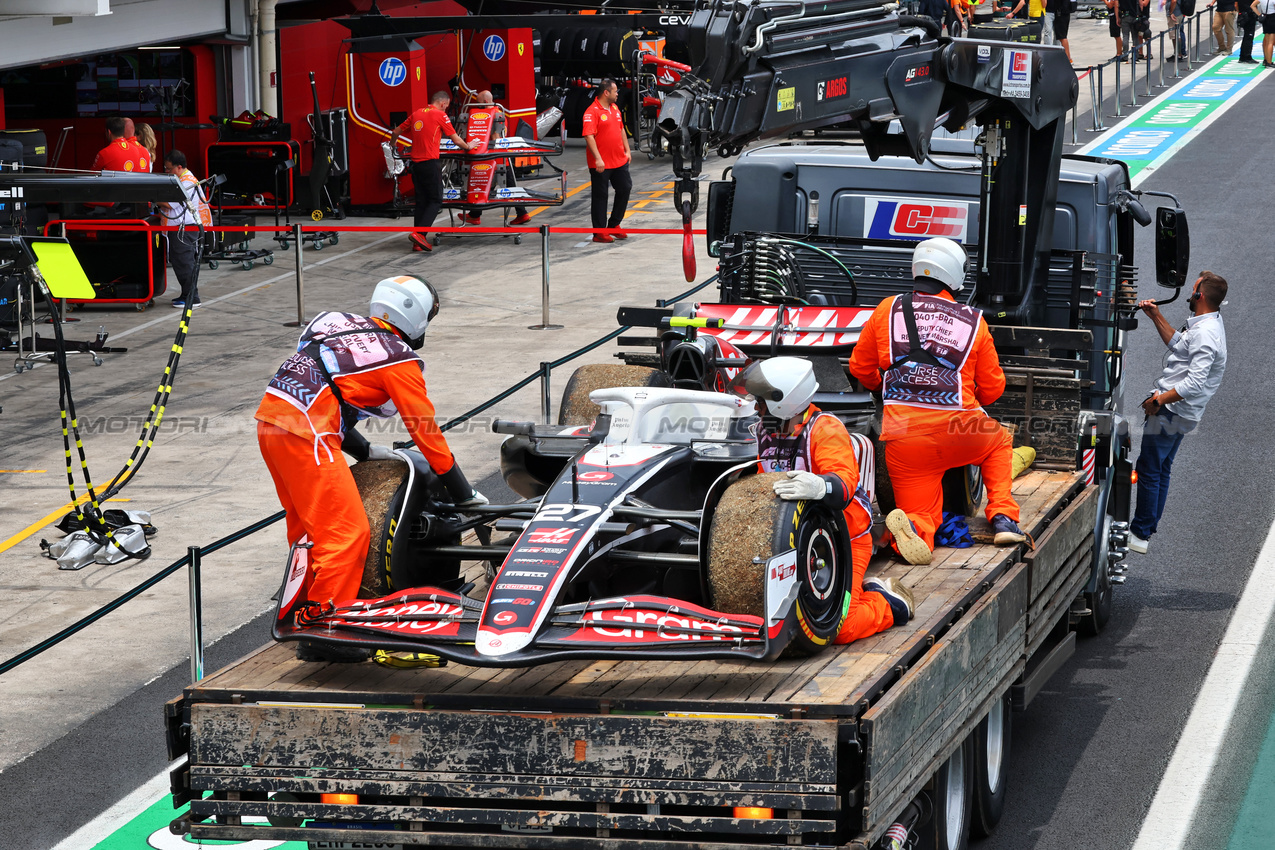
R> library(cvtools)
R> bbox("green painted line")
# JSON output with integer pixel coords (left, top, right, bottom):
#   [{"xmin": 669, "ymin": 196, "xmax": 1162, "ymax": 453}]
[
  {"xmin": 89, "ymin": 795, "xmax": 305, "ymax": 849},
  {"xmin": 1227, "ymin": 705, "xmax": 1275, "ymax": 850}
]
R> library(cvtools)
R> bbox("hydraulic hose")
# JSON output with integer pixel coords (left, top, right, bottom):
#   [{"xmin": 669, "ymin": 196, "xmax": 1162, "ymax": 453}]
[{"xmin": 42, "ymin": 220, "xmax": 205, "ymax": 557}]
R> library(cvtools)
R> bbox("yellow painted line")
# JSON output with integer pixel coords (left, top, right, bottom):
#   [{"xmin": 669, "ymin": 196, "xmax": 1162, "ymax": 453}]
[
  {"xmin": 0, "ymin": 478, "xmax": 126, "ymax": 555},
  {"xmin": 523, "ymin": 177, "xmax": 591, "ymax": 221},
  {"xmin": 0, "ymin": 470, "xmax": 46, "ymax": 473}
]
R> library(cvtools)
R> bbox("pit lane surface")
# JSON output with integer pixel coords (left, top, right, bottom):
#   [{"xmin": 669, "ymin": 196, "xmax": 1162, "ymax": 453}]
[
  {"xmin": 5, "ymin": 78, "xmax": 1275, "ymax": 850},
  {"xmin": 974, "ymin": 71, "xmax": 1275, "ymax": 849}
]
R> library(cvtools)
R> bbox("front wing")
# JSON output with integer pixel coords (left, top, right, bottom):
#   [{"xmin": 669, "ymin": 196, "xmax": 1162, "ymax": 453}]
[{"xmin": 272, "ymin": 542, "xmax": 812, "ymax": 668}]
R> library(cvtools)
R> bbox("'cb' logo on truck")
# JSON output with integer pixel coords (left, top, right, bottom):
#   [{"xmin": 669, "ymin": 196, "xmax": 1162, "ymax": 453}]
[
  {"xmin": 378, "ymin": 57, "xmax": 407, "ymax": 87},
  {"xmin": 483, "ymin": 35, "xmax": 506, "ymax": 61},
  {"xmin": 865, "ymin": 197, "xmax": 969, "ymax": 242}
]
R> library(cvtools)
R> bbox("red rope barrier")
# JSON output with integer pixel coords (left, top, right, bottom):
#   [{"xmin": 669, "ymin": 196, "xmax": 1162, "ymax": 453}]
[{"xmin": 49, "ymin": 222, "xmax": 709, "ymax": 236}]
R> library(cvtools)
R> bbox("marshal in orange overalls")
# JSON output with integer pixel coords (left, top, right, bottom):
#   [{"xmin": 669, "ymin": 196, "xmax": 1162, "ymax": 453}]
[
  {"xmin": 849, "ymin": 290, "xmax": 1020, "ymax": 550},
  {"xmin": 759, "ymin": 406, "xmax": 895, "ymax": 643},
  {"xmin": 255, "ymin": 312, "xmax": 458, "ymax": 606}
]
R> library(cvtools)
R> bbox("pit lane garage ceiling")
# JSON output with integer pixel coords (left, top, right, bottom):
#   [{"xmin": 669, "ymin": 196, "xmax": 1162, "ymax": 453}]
[{"xmin": 0, "ymin": 0, "xmax": 252, "ymax": 71}]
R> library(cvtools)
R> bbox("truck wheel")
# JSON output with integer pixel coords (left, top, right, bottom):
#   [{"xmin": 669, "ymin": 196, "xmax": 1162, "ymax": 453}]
[
  {"xmin": 1078, "ymin": 510, "xmax": 1114, "ymax": 637},
  {"xmin": 970, "ymin": 692, "xmax": 1012, "ymax": 838},
  {"xmin": 933, "ymin": 738, "xmax": 973, "ymax": 850},
  {"xmin": 557, "ymin": 363, "xmax": 669, "ymax": 426},
  {"xmin": 350, "ymin": 459, "xmax": 408, "ymax": 599},
  {"xmin": 942, "ymin": 465, "xmax": 984, "ymax": 517},
  {"xmin": 706, "ymin": 473, "xmax": 849, "ymax": 654}
]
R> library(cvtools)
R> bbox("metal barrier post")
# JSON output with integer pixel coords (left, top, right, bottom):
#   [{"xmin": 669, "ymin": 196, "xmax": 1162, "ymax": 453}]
[
  {"xmin": 529, "ymin": 225, "xmax": 563, "ymax": 331},
  {"xmin": 1112, "ymin": 60, "xmax": 1123, "ymax": 117},
  {"xmin": 1090, "ymin": 68, "xmax": 1106, "ymax": 131},
  {"xmin": 1158, "ymin": 33, "xmax": 1166, "ymax": 87},
  {"xmin": 1145, "ymin": 46, "xmax": 1154, "ymax": 96},
  {"xmin": 188, "ymin": 545, "xmax": 204, "ymax": 684},
  {"xmin": 1071, "ymin": 99, "xmax": 1079, "ymax": 144},
  {"xmin": 283, "ymin": 223, "xmax": 306, "ymax": 328},
  {"xmin": 540, "ymin": 361, "xmax": 552, "ymax": 425},
  {"xmin": 1129, "ymin": 53, "xmax": 1139, "ymax": 107}
]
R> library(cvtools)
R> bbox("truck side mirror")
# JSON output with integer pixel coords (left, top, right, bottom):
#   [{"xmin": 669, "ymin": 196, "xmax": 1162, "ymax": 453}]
[
  {"xmin": 705, "ymin": 180, "xmax": 735, "ymax": 258},
  {"xmin": 1155, "ymin": 207, "xmax": 1190, "ymax": 289}
]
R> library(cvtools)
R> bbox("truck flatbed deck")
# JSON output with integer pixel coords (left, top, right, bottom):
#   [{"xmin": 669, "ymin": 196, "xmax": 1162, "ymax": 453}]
[
  {"xmin": 192, "ymin": 469, "xmax": 1085, "ymax": 714},
  {"xmin": 172, "ymin": 470, "xmax": 1098, "ymax": 850}
]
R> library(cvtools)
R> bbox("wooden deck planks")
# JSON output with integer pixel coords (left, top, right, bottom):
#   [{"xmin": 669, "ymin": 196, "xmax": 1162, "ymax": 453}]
[{"xmin": 202, "ymin": 470, "xmax": 1085, "ymax": 711}]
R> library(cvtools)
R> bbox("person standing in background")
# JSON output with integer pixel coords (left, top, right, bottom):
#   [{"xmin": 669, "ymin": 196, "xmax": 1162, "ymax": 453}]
[
  {"xmin": 388, "ymin": 90, "xmax": 474, "ymax": 253},
  {"xmin": 1053, "ymin": 0, "xmax": 1074, "ymax": 59},
  {"xmin": 1106, "ymin": 0, "xmax": 1127, "ymax": 58},
  {"xmin": 582, "ymin": 79, "xmax": 632, "ymax": 244},
  {"xmin": 158, "ymin": 149, "xmax": 212, "ymax": 309},
  {"xmin": 1213, "ymin": 0, "xmax": 1240, "ymax": 54},
  {"xmin": 1128, "ymin": 273, "xmax": 1229, "ymax": 554},
  {"xmin": 135, "ymin": 123, "xmax": 158, "ymax": 171}
]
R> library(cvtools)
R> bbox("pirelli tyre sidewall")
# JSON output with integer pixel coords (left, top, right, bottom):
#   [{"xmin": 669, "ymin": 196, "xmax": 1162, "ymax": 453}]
[{"xmin": 781, "ymin": 498, "xmax": 852, "ymax": 655}]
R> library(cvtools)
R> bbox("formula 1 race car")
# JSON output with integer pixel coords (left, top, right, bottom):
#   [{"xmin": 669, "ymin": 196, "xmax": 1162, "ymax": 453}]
[{"xmin": 273, "ymin": 385, "xmax": 871, "ymax": 667}]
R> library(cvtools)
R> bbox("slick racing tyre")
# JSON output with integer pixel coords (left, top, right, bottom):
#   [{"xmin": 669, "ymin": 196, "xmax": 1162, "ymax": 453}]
[
  {"xmin": 707, "ymin": 473, "xmax": 850, "ymax": 655},
  {"xmin": 557, "ymin": 363, "xmax": 670, "ymax": 426},
  {"xmin": 351, "ymin": 459, "xmax": 461, "ymax": 597},
  {"xmin": 351, "ymin": 459, "xmax": 408, "ymax": 599},
  {"xmin": 942, "ymin": 465, "xmax": 985, "ymax": 517}
]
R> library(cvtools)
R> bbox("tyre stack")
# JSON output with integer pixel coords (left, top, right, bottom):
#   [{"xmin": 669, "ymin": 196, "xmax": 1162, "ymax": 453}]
[{"xmin": 539, "ymin": 27, "xmax": 639, "ymax": 137}]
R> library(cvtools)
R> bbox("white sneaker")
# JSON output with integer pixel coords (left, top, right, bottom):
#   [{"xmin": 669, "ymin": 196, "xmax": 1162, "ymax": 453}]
[{"xmin": 1128, "ymin": 533, "xmax": 1149, "ymax": 554}]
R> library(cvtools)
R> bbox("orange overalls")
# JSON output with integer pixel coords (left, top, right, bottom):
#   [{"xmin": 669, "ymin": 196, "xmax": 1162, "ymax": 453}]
[
  {"xmin": 848, "ymin": 290, "xmax": 1019, "ymax": 550},
  {"xmin": 255, "ymin": 312, "xmax": 457, "ymax": 606},
  {"xmin": 759, "ymin": 407, "xmax": 894, "ymax": 643}
]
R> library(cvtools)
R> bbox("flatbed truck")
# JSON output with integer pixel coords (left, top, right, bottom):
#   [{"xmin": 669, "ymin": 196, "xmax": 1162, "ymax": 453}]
[{"xmin": 167, "ymin": 465, "xmax": 1097, "ymax": 850}]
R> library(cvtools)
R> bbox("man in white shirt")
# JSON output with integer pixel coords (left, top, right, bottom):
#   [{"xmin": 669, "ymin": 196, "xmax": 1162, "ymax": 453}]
[
  {"xmin": 159, "ymin": 149, "xmax": 211, "ymax": 309},
  {"xmin": 1129, "ymin": 271, "xmax": 1229, "ymax": 553}
]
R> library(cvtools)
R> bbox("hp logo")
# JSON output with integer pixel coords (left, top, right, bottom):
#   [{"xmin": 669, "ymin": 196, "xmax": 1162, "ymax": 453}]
[
  {"xmin": 482, "ymin": 34, "xmax": 506, "ymax": 62},
  {"xmin": 378, "ymin": 57, "xmax": 407, "ymax": 87}
]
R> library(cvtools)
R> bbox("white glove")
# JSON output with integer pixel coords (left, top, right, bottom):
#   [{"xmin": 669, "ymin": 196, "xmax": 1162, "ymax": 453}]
[
  {"xmin": 366, "ymin": 444, "xmax": 396, "ymax": 461},
  {"xmin": 773, "ymin": 471, "xmax": 827, "ymax": 501},
  {"xmin": 456, "ymin": 488, "xmax": 489, "ymax": 507}
]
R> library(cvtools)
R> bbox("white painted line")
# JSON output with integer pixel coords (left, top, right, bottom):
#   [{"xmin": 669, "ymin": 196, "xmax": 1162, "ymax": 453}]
[
  {"xmin": 1131, "ymin": 74, "xmax": 1272, "ymax": 188},
  {"xmin": 0, "ymin": 232, "xmax": 400, "ymax": 384},
  {"xmin": 50, "ymin": 764, "xmax": 173, "ymax": 850},
  {"xmin": 1076, "ymin": 57, "xmax": 1223, "ymax": 155},
  {"xmin": 1130, "ymin": 519, "xmax": 1275, "ymax": 849}
]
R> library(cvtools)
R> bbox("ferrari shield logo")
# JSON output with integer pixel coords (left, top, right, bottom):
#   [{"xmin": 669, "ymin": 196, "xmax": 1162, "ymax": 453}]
[
  {"xmin": 415, "ymin": 66, "xmax": 421, "ymax": 81},
  {"xmin": 518, "ymin": 43, "xmax": 524, "ymax": 56}
]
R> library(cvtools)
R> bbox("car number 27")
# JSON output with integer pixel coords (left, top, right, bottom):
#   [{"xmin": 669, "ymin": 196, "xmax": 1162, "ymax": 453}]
[{"xmin": 533, "ymin": 503, "xmax": 604, "ymax": 524}]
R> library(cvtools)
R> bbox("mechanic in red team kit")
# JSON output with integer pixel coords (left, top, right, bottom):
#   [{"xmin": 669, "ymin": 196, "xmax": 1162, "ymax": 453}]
[
  {"xmin": 582, "ymin": 78, "xmax": 632, "ymax": 244},
  {"xmin": 731, "ymin": 357, "xmax": 915, "ymax": 644},
  {"xmin": 255, "ymin": 276, "xmax": 486, "ymax": 662},
  {"xmin": 86, "ymin": 116, "xmax": 150, "ymax": 214},
  {"xmin": 389, "ymin": 91, "xmax": 473, "ymax": 252}
]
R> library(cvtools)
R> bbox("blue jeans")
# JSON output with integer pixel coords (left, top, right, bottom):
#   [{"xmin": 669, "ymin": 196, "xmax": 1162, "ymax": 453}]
[{"xmin": 1131, "ymin": 410, "xmax": 1195, "ymax": 539}]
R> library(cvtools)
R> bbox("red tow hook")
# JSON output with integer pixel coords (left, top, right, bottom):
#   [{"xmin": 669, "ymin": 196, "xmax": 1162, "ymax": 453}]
[{"xmin": 681, "ymin": 200, "xmax": 696, "ymax": 283}]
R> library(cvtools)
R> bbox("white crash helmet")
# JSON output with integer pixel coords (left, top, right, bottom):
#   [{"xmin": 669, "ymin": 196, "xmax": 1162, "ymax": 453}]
[
  {"xmin": 370, "ymin": 275, "xmax": 439, "ymax": 349},
  {"xmin": 911, "ymin": 237, "xmax": 968, "ymax": 293},
  {"xmin": 729, "ymin": 357, "xmax": 819, "ymax": 421}
]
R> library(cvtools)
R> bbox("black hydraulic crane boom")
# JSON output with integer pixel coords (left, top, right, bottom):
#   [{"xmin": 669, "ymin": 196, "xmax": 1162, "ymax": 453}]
[{"xmin": 657, "ymin": 0, "xmax": 1079, "ymax": 317}]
